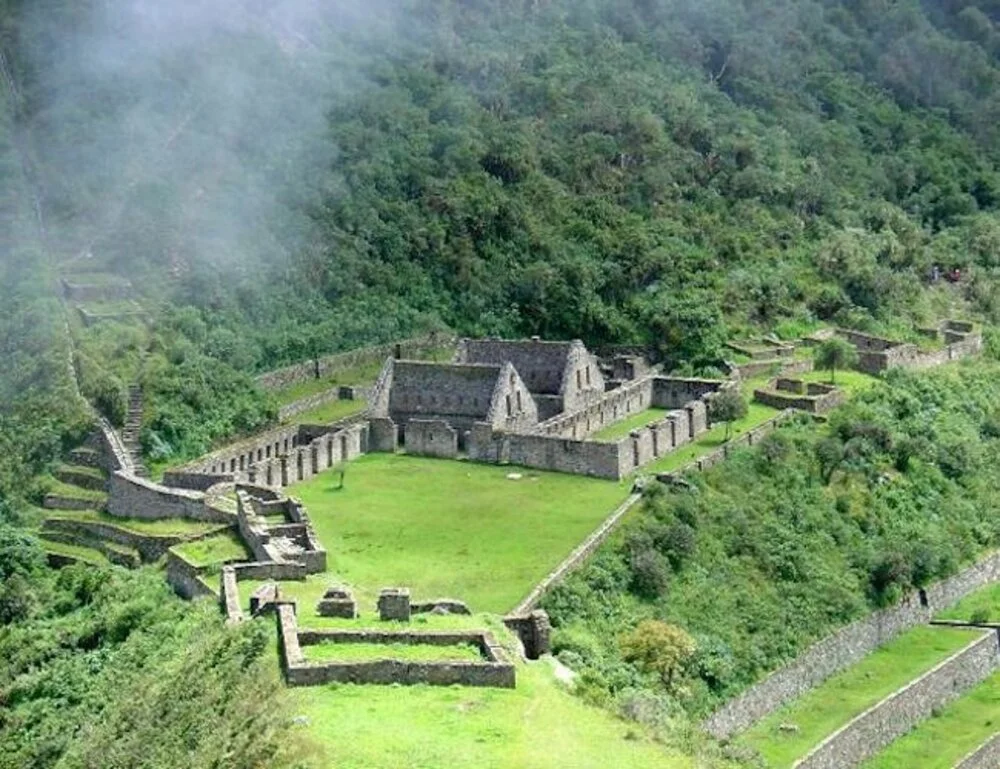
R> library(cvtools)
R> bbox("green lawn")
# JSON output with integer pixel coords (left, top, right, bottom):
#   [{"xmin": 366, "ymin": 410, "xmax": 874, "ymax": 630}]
[
  {"xmin": 43, "ymin": 475, "xmax": 108, "ymax": 503},
  {"xmin": 741, "ymin": 626, "xmax": 980, "ymax": 768},
  {"xmin": 937, "ymin": 582, "xmax": 1000, "ymax": 623},
  {"xmin": 291, "ymin": 659, "xmax": 697, "ymax": 769},
  {"xmin": 860, "ymin": 669, "xmax": 1000, "ymax": 769},
  {"xmin": 39, "ymin": 537, "xmax": 111, "ymax": 566},
  {"xmin": 644, "ymin": 401, "xmax": 780, "ymax": 475},
  {"xmin": 286, "ymin": 397, "xmax": 367, "ymax": 426},
  {"xmin": 270, "ymin": 362, "xmax": 384, "ymax": 406},
  {"xmin": 591, "ymin": 408, "xmax": 670, "ymax": 441},
  {"xmin": 799, "ymin": 368, "xmax": 881, "ymax": 396},
  {"xmin": 302, "ymin": 642, "xmax": 483, "ymax": 663},
  {"xmin": 45, "ymin": 508, "xmax": 223, "ymax": 537},
  {"xmin": 286, "ymin": 453, "xmax": 630, "ymax": 613},
  {"xmin": 171, "ymin": 532, "xmax": 251, "ymax": 568}
]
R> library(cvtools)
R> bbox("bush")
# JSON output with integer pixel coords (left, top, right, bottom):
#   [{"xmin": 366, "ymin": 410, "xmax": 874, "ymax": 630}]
[{"xmin": 629, "ymin": 548, "xmax": 670, "ymax": 600}]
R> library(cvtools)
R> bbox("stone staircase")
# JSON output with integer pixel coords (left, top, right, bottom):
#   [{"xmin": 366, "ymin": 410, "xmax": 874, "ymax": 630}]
[{"xmin": 122, "ymin": 384, "xmax": 149, "ymax": 477}]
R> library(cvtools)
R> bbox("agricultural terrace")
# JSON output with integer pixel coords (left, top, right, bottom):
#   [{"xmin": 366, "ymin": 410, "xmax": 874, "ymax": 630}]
[
  {"xmin": 285, "ymin": 453, "xmax": 631, "ymax": 613},
  {"xmin": 861, "ymin": 669, "xmax": 1000, "ymax": 769},
  {"xmin": 740, "ymin": 625, "xmax": 979, "ymax": 767},
  {"xmin": 290, "ymin": 662, "xmax": 701, "ymax": 769},
  {"xmin": 938, "ymin": 581, "xmax": 1000, "ymax": 623}
]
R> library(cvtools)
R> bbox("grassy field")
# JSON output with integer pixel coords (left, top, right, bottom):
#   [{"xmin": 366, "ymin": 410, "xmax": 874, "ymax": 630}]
[
  {"xmin": 860, "ymin": 669, "xmax": 1000, "ymax": 769},
  {"xmin": 286, "ymin": 453, "xmax": 630, "ymax": 613},
  {"xmin": 800, "ymin": 368, "xmax": 881, "ymax": 396},
  {"xmin": 302, "ymin": 642, "xmax": 483, "ymax": 662},
  {"xmin": 38, "ymin": 537, "xmax": 111, "ymax": 566},
  {"xmin": 644, "ymin": 401, "xmax": 780, "ymax": 474},
  {"xmin": 171, "ymin": 532, "xmax": 251, "ymax": 568},
  {"xmin": 291, "ymin": 660, "xmax": 698, "ymax": 769},
  {"xmin": 286, "ymin": 397, "xmax": 368, "ymax": 426},
  {"xmin": 591, "ymin": 408, "xmax": 670, "ymax": 441},
  {"xmin": 45, "ymin": 508, "xmax": 223, "ymax": 537},
  {"xmin": 741, "ymin": 626, "xmax": 979, "ymax": 768},
  {"xmin": 937, "ymin": 582, "xmax": 1000, "ymax": 623}
]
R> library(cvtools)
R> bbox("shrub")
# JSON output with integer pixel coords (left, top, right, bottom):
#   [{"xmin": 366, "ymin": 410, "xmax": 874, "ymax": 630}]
[{"xmin": 620, "ymin": 620, "xmax": 697, "ymax": 693}]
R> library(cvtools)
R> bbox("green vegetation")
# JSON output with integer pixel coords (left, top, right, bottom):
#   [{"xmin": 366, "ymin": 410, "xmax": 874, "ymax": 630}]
[
  {"xmin": 545, "ymin": 363, "xmax": 1000, "ymax": 726},
  {"xmin": 288, "ymin": 453, "xmax": 629, "ymax": 612},
  {"xmin": 938, "ymin": 582, "xmax": 1000, "ymax": 624},
  {"xmin": 285, "ymin": 397, "xmax": 367, "ymax": 426},
  {"xmin": 645, "ymin": 401, "xmax": 779, "ymax": 473},
  {"xmin": 42, "ymin": 476, "xmax": 108, "ymax": 504},
  {"xmin": 171, "ymin": 532, "xmax": 252, "ymax": 569},
  {"xmin": 741, "ymin": 626, "xmax": 979, "ymax": 767},
  {"xmin": 799, "ymin": 368, "xmax": 881, "ymax": 397},
  {"xmin": 37, "ymin": 537, "xmax": 111, "ymax": 566},
  {"xmin": 815, "ymin": 338, "xmax": 861, "ymax": 385},
  {"xmin": 291, "ymin": 662, "xmax": 710, "ymax": 769},
  {"xmin": 861, "ymin": 669, "xmax": 1000, "ymax": 769},
  {"xmin": 302, "ymin": 641, "xmax": 483, "ymax": 663},
  {"xmin": 46, "ymin": 509, "xmax": 224, "ymax": 537},
  {"xmin": 591, "ymin": 408, "xmax": 670, "ymax": 441}
]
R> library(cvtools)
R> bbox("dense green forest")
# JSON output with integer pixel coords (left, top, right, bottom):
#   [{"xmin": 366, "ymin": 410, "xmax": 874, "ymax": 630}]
[
  {"xmin": 544, "ymin": 361, "xmax": 1000, "ymax": 721},
  {"xmin": 2, "ymin": 0, "xmax": 1000, "ymax": 765}
]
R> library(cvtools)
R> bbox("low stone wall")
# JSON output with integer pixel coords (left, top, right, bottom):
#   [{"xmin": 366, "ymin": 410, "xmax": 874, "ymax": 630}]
[
  {"xmin": 219, "ymin": 566, "xmax": 243, "ymax": 623},
  {"xmin": 406, "ymin": 418, "xmax": 458, "ymax": 458},
  {"xmin": 161, "ymin": 470, "xmax": 234, "ymax": 491},
  {"xmin": 729, "ymin": 357, "xmax": 813, "ymax": 380},
  {"xmin": 282, "ymin": 617, "xmax": 515, "ymax": 688},
  {"xmin": 838, "ymin": 327, "xmax": 982, "ymax": 374},
  {"xmin": 516, "ymin": 493, "xmax": 642, "ymax": 613},
  {"xmin": 277, "ymin": 388, "xmax": 346, "ymax": 422},
  {"xmin": 956, "ymin": 733, "xmax": 1000, "ymax": 769},
  {"xmin": 165, "ymin": 551, "xmax": 217, "ymax": 600},
  {"xmin": 231, "ymin": 560, "xmax": 308, "ymax": 581},
  {"xmin": 107, "ymin": 472, "xmax": 233, "ymax": 524},
  {"xmin": 256, "ymin": 333, "xmax": 455, "ymax": 391},
  {"xmin": 536, "ymin": 376, "xmax": 654, "ymax": 439},
  {"xmin": 40, "ymin": 529, "xmax": 140, "ymax": 568},
  {"xmin": 753, "ymin": 381, "xmax": 845, "ymax": 414},
  {"xmin": 43, "ymin": 494, "xmax": 100, "ymax": 511},
  {"xmin": 794, "ymin": 631, "xmax": 1000, "ymax": 769},
  {"xmin": 469, "ymin": 427, "xmax": 627, "ymax": 479},
  {"xmin": 705, "ymin": 549, "xmax": 1000, "ymax": 739},
  {"xmin": 42, "ymin": 517, "xmax": 225, "ymax": 563},
  {"xmin": 93, "ymin": 416, "xmax": 131, "ymax": 473}
]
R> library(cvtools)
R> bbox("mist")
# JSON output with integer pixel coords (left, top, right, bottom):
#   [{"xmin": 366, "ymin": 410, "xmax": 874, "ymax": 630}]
[{"xmin": 16, "ymin": 0, "xmax": 400, "ymax": 283}]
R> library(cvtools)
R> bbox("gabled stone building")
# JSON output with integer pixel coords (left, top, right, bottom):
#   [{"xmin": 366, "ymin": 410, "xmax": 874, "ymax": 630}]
[
  {"xmin": 368, "ymin": 359, "xmax": 538, "ymax": 455},
  {"xmin": 455, "ymin": 337, "xmax": 605, "ymax": 419}
]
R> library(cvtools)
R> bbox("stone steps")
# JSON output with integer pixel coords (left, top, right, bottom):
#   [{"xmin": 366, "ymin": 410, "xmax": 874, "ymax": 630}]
[{"xmin": 122, "ymin": 383, "xmax": 149, "ymax": 477}]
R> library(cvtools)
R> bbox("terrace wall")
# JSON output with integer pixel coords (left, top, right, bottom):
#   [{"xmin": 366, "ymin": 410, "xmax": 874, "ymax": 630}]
[
  {"xmin": 794, "ymin": 631, "xmax": 1000, "ymax": 769},
  {"xmin": 107, "ymin": 472, "xmax": 233, "ymax": 524},
  {"xmin": 255, "ymin": 333, "xmax": 455, "ymax": 391},
  {"xmin": 705, "ymin": 549, "xmax": 1000, "ymax": 739},
  {"xmin": 165, "ymin": 551, "xmax": 217, "ymax": 600},
  {"xmin": 406, "ymin": 419, "xmax": 458, "ymax": 458},
  {"xmin": 956, "ymin": 733, "xmax": 1000, "ymax": 769}
]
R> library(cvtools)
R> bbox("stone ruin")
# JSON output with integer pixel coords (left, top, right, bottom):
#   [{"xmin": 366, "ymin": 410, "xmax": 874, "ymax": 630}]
[
  {"xmin": 377, "ymin": 587, "xmax": 412, "ymax": 621},
  {"xmin": 316, "ymin": 585, "xmax": 357, "ymax": 619}
]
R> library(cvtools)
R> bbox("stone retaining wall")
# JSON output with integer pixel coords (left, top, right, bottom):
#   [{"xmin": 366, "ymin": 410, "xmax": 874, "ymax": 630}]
[
  {"xmin": 43, "ymin": 494, "xmax": 100, "ymax": 511},
  {"xmin": 955, "ymin": 733, "xmax": 1000, "ymax": 769},
  {"xmin": 165, "ymin": 551, "xmax": 217, "ymax": 600},
  {"xmin": 42, "ymin": 517, "xmax": 225, "ymax": 562},
  {"xmin": 516, "ymin": 493, "xmax": 643, "ymax": 613},
  {"xmin": 107, "ymin": 472, "xmax": 233, "ymax": 524},
  {"xmin": 279, "ymin": 609, "xmax": 515, "ymax": 688},
  {"xmin": 161, "ymin": 471, "xmax": 234, "ymax": 491},
  {"xmin": 705, "ymin": 549, "xmax": 1000, "ymax": 739},
  {"xmin": 277, "ymin": 387, "xmax": 355, "ymax": 421},
  {"xmin": 256, "ymin": 333, "xmax": 455, "ymax": 391},
  {"xmin": 220, "ymin": 566, "xmax": 243, "ymax": 623},
  {"xmin": 794, "ymin": 631, "xmax": 1000, "ymax": 769}
]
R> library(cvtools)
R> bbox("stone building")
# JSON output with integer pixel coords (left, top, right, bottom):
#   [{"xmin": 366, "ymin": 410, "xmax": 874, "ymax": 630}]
[
  {"xmin": 368, "ymin": 359, "xmax": 538, "ymax": 453},
  {"xmin": 455, "ymin": 337, "xmax": 605, "ymax": 419}
]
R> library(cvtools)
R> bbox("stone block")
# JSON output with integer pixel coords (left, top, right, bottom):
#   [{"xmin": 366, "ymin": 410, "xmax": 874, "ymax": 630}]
[{"xmin": 377, "ymin": 587, "xmax": 411, "ymax": 621}]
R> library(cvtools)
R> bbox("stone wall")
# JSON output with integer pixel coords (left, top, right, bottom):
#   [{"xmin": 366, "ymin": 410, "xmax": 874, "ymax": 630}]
[
  {"xmin": 794, "ymin": 631, "xmax": 1000, "ymax": 769},
  {"xmin": 220, "ymin": 566, "xmax": 243, "ymax": 624},
  {"xmin": 837, "ymin": 326, "xmax": 982, "ymax": 375},
  {"xmin": 255, "ymin": 333, "xmax": 455, "ymax": 391},
  {"xmin": 956, "ymin": 733, "xmax": 1000, "ymax": 769},
  {"xmin": 42, "ymin": 516, "xmax": 226, "ymax": 563},
  {"xmin": 165, "ymin": 551, "xmax": 217, "ymax": 600},
  {"xmin": 535, "ymin": 376, "xmax": 654, "ymax": 439},
  {"xmin": 468, "ymin": 426, "xmax": 628, "ymax": 479},
  {"xmin": 276, "ymin": 386, "xmax": 349, "ymax": 422},
  {"xmin": 106, "ymin": 472, "xmax": 233, "ymax": 524},
  {"xmin": 61, "ymin": 276, "xmax": 134, "ymax": 302},
  {"xmin": 753, "ymin": 380, "xmax": 846, "ymax": 414},
  {"xmin": 279, "ymin": 614, "xmax": 516, "ymax": 688},
  {"xmin": 515, "ymin": 493, "xmax": 643, "ymax": 613},
  {"xmin": 729, "ymin": 358, "xmax": 814, "ymax": 381},
  {"xmin": 161, "ymin": 470, "xmax": 234, "ymax": 491},
  {"xmin": 405, "ymin": 419, "xmax": 458, "ymax": 458},
  {"xmin": 705, "ymin": 549, "xmax": 1000, "ymax": 739}
]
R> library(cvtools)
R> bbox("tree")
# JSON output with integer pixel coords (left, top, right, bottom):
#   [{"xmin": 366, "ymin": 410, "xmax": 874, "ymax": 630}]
[
  {"xmin": 620, "ymin": 620, "xmax": 697, "ymax": 692},
  {"xmin": 330, "ymin": 461, "xmax": 347, "ymax": 490},
  {"xmin": 814, "ymin": 338, "xmax": 859, "ymax": 384},
  {"xmin": 708, "ymin": 388, "xmax": 748, "ymax": 441}
]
